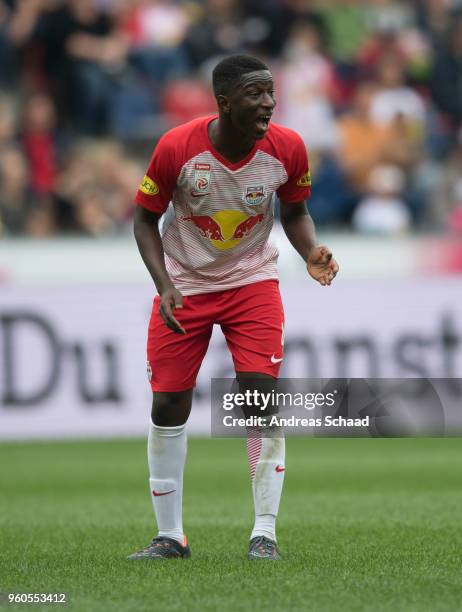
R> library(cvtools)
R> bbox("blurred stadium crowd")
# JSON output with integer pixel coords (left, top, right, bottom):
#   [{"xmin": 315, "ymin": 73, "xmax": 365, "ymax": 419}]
[{"xmin": 1, "ymin": 0, "xmax": 462, "ymax": 237}]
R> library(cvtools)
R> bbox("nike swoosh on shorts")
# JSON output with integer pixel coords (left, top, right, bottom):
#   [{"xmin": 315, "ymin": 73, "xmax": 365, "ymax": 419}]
[{"xmin": 270, "ymin": 354, "xmax": 283, "ymax": 364}]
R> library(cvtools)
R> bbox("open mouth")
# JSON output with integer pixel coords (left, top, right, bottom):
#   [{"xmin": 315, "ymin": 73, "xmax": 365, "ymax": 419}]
[{"xmin": 255, "ymin": 114, "xmax": 271, "ymax": 131}]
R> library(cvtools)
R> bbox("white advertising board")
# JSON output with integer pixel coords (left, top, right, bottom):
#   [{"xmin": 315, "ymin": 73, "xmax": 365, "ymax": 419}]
[{"xmin": 0, "ymin": 277, "xmax": 461, "ymax": 439}]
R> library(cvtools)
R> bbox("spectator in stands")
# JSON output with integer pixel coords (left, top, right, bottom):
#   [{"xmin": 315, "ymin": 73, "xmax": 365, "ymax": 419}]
[
  {"xmin": 52, "ymin": 139, "xmax": 140, "ymax": 235},
  {"xmin": 369, "ymin": 52, "xmax": 426, "ymax": 129},
  {"xmin": 73, "ymin": 186, "xmax": 114, "ymax": 236},
  {"xmin": 416, "ymin": 0, "xmax": 457, "ymax": 48},
  {"xmin": 304, "ymin": 148, "xmax": 356, "ymax": 227},
  {"xmin": 0, "ymin": 95, "xmax": 16, "ymax": 147},
  {"xmin": 446, "ymin": 178, "xmax": 462, "ymax": 233},
  {"xmin": 0, "ymin": 92, "xmax": 63, "ymax": 237},
  {"xmin": 0, "ymin": 0, "xmax": 18, "ymax": 86},
  {"xmin": 120, "ymin": 0, "xmax": 190, "ymax": 84},
  {"xmin": 0, "ymin": 145, "xmax": 31, "ymax": 234},
  {"xmin": 276, "ymin": 18, "xmax": 338, "ymax": 152},
  {"xmin": 352, "ymin": 163, "xmax": 412, "ymax": 234},
  {"xmin": 359, "ymin": 3, "xmax": 431, "ymax": 86},
  {"xmin": 337, "ymin": 81, "xmax": 396, "ymax": 193},
  {"xmin": 242, "ymin": 0, "xmax": 327, "ymax": 59},
  {"xmin": 85, "ymin": 140, "xmax": 140, "ymax": 232},
  {"xmin": 367, "ymin": 52, "xmax": 426, "ymax": 199},
  {"xmin": 23, "ymin": 200, "xmax": 56, "ymax": 236},
  {"xmin": 1, "ymin": 0, "xmax": 461, "ymax": 236},
  {"xmin": 184, "ymin": 0, "xmax": 244, "ymax": 68},
  {"xmin": 316, "ymin": 0, "xmax": 368, "ymax": 71},
  {"xmin": 20, "ymin": 92, "xmax": 58, "ymax": 197},
  {"xmin": 107, "ymin": 0, "xmax": 194, "ymax": 138},
  {"xmin": 161, "ymin": 77, "xmax": 216, "ymax": 126},
  {"xmin": 9, "ymin": 0, "xmax": 129, "ymax": 135},
  {"xmin": 430, "ymin": 128, "xmax": 462, "ymax": 229},
  {"xmin": 430, "ymin": 15, "xmax": 462, "ymax": 130},
  {"xmin": 364, "ymin": 0, "xmax": 414, "ymax": 34}
]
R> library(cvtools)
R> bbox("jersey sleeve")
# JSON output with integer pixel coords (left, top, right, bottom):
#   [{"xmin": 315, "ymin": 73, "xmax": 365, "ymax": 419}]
[
  {"xmin": 276, "ymin": 133, "xmax": 312, "ymax": 204},
  {"xmin": 134, "ymin": 135, "xmax": 178, "ymax": 213}
]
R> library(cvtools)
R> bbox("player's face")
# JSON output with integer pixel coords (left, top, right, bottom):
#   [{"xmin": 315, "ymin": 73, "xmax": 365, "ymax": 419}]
[{"xmin": 227, "ymin": 70, "xmax": 276, "ymax": 140}]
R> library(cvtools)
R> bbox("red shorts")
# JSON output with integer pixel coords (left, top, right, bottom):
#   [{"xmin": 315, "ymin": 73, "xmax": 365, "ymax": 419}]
[{"xmin": 147, "ymin": 279, "xmax": 284, "ymax": 392}]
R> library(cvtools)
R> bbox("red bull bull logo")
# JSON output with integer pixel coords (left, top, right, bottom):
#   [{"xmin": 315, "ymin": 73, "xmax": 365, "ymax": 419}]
[
  {"xmin": 182, "ymin": 210, "xmax": 265, "ymax": 250},
  {"xmin": 244, "ymin": 185, "xmax": 266, "ymax": 206}
]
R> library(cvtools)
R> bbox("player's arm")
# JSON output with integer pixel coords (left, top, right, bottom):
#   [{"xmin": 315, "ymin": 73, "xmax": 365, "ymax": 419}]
[
  {"xmin": 280, "ymin": 201, "xmax": 339, "ymax": 286},
  {"xmin": 134, "ymin": 134, "xmax": 186, "ymax": 334},
  {"xmin": 134, "ymin": 206, "xmax": 186, "ymax": 334}
]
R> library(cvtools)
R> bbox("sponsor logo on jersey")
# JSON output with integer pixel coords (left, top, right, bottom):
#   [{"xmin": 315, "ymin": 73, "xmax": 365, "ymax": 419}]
[
  {"xmin": 297, "ymin": 170, "xmax": 311, "ymax": 187},
  {"xmin": 193, "ymin": 163, "xmax": 211, "ymax": 195},
  {"xmin": 182, "ymin": 210, "xmax": 265, "ymax": 250},
  {"xmin": 244, "ymin": 185, "xmax": 266, "ymax": 206},
  {"xmin": 140, "ymin": 175, "xmax": 159, "ymax": 196}
]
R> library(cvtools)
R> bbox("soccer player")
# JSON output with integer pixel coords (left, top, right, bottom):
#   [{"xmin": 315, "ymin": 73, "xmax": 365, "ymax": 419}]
[{"xmin": 128, "ymin": 55, "xmax": 338, "ymax": 561}]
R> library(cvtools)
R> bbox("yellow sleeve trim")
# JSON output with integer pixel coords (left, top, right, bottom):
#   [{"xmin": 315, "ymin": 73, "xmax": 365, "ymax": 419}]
[
  {"xmin": 139, "ymin": 175, "xmax": 160, "ymax": 196},
  {"xmin": 296, "ymin": 170, "xmax": 311, "ymax": 187}
]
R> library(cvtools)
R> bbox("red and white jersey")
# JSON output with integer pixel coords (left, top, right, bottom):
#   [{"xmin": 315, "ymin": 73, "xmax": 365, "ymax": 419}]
[{"xmin": 135, "ymin": 115, "xmax": 311, "ymax": 295}]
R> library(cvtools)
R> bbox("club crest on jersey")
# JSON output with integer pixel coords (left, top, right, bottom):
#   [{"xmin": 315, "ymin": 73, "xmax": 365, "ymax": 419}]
[
  {"xmin": 192, "ymin": 163, "xmax": 211, "ymax": 195},
  {"xmin": 244, "ymin": 185, "xmax": 266, "ymax": 206}
]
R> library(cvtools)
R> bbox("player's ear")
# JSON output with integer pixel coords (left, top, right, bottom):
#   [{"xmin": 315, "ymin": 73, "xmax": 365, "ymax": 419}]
[{"xmin": 216, "ymin": 94, "xmax": 230, "ymax": 114}]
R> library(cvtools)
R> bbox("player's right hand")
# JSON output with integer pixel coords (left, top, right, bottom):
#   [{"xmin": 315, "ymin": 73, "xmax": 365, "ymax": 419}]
[
  {"xmin": 159, "ymin": 287, "xmax": 186, "ymax": 334},
  {"xmin": 306, "ymin": 245, "xmax": 339, "ymax": 286}
]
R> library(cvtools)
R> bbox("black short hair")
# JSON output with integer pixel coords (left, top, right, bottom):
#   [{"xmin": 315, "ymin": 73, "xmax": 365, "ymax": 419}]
[{"xmin": 212, "ymin": 55, "xmax": 270, "ymax": 97}]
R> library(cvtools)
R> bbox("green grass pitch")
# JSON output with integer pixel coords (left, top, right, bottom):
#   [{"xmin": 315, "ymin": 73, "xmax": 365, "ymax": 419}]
[{"xmin": 1, "ymin": 437, "xmax": 462, "ymax": 612}]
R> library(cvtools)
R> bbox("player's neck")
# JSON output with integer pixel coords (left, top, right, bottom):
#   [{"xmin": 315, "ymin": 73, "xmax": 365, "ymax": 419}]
[{"xmin": 208, "ymin": 118, "xmax": 256, "ymax": 164}]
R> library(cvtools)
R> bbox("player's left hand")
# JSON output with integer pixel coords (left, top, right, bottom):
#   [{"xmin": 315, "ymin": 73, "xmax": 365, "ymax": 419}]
[{"xmin": 306, "ymin": 246, "xmax": 339, "ymax": 286}]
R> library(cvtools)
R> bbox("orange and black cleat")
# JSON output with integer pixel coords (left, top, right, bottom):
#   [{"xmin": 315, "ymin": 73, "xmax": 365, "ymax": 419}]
[{"xmin": 127, "ymin": 536, "xmax": 191, "ymax": 560}]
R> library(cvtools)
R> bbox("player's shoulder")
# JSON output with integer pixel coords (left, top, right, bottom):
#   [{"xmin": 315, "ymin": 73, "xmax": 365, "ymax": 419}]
[
  {"xmin": 158, "ymin": 115, "xmax": 213, "ymax": 150},
  {"xmin": 261, "ymin": 122, "xmax": 307, "ymax": 166},
  {"xmin": 267, "ymin": 121, "xmax": 305, "ymax": 144},
  {"xmin": 152, "ymin": 116, "xmax": 213, "ymax": 171}
]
